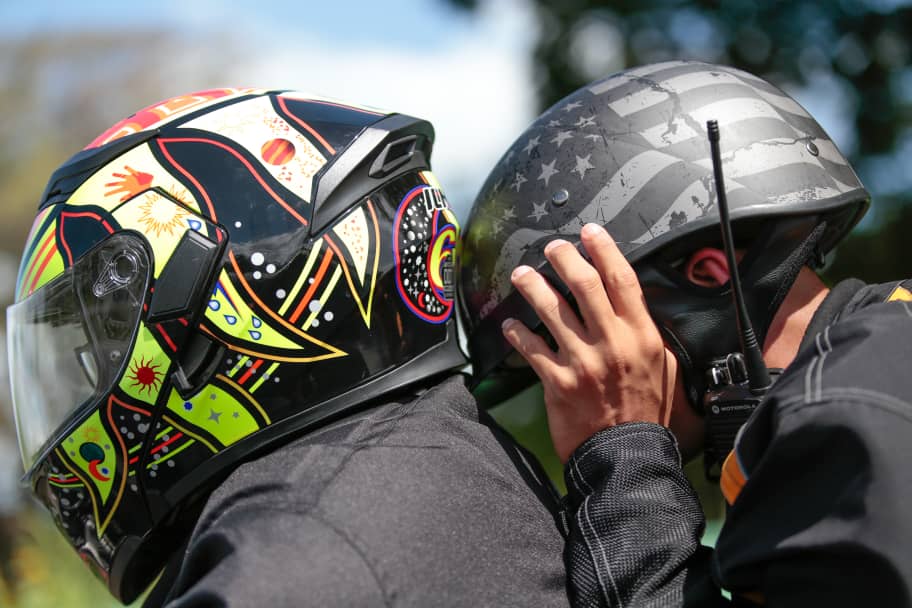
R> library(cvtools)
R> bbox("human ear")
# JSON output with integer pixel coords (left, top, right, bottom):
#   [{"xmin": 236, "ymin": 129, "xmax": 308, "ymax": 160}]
[{"xmin": 684, "ymin": 247, "xmax": 730, "ymax": 287}]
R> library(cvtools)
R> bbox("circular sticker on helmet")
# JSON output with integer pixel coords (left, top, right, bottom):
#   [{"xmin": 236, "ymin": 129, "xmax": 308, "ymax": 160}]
[{"xmin": 393, "ymin": 185, "xmax": 458, "ymax": 324}]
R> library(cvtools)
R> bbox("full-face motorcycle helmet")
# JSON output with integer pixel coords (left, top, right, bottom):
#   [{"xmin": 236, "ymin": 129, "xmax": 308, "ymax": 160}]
[{"xmin": 9, "ymin": 89, "xmax": 462, "ymax": 602}]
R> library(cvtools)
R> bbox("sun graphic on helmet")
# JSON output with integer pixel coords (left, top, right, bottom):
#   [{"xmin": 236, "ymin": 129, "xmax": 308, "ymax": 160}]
[
  {"xmin": 127, "ymin": 356, "xmax": 163, "ymax": 394},
  {"xmin": 137, "ymin": 192, "xmax": 190, "ymax": 238}
]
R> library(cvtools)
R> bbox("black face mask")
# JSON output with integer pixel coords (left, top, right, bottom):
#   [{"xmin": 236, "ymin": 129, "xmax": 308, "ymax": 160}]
[{"xmin": 635, "ymin": 215, "xmax": 827, "ymax": 412}]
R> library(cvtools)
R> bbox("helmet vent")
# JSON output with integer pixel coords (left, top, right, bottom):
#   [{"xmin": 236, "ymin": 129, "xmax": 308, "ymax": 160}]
[{"xmin": 369, "ymin": 135, "xmax": 418, "ymax": 178}]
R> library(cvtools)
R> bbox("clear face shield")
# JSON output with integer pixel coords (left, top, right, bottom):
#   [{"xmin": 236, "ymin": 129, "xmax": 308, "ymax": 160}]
[{"xmin": 7, "ymin": 233, "xmax": 151, "ymax": 476}]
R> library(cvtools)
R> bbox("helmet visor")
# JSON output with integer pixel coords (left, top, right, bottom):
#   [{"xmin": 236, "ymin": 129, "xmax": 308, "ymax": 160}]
[{"xmin": 8, "ymin": 233, "xmax": 151, "ymax": 474}]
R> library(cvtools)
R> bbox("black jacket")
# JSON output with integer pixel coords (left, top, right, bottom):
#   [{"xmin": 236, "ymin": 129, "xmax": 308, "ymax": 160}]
[
  {"xmin": 562, "ymin": 279, "xmax": 912, "ymax": 607},
  {"xmin": 150, "ymin": 375, "xmax": 569, "ymax": 607}
]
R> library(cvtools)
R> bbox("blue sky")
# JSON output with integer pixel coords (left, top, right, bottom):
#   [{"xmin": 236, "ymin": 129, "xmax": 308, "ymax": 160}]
[{"xmin": 1, "ymin": 0, "xmax": 475, "ymax": 48}]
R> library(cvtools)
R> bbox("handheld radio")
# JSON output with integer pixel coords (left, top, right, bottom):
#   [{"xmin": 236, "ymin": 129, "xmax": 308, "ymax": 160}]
[{"xmin": 702, "ymin": 120, "xmax": 777, "ymax": 479}]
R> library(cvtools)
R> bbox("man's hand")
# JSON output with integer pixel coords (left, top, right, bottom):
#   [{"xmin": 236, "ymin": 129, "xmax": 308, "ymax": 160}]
[{"xmin": 502, "ymin": 223, "xmax": 673, "ymax": 463}]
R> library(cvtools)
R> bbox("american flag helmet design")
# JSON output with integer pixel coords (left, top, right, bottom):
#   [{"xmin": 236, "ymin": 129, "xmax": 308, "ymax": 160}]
[{"xmin": 460, "ymin": 61, "xmax": 869, "ymax": 396}]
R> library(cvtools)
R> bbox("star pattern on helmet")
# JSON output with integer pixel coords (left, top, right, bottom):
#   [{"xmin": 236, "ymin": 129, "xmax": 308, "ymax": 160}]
[
  {"xmin": 470, "ymin": 61, "xmax": 868, "ymax": 344},
  {"xmin": 573, "ymin": 154, "xmax": 594, "ymax": 179},
  {"xmin": 575, "ymin": 115, "xmax": 597, "ymax": 128},
  {"xmin": 538, "ymin": 159, "xmax": 559, "ymax": 186},
  {"xmin": 522, "ymin": 136, "xmax": 541, "ymax": 155},
  {"xmin": 475, "ymin": 88, "xmax": 613, "ymax": 271},
  {"xmin": 511, "ymin": 172, "xmax": 528, "ymax": 191},
  {"xmin": 529, "ymin": 201, "xmax": 549, "ymax": 223},
  {"xmin": 551, "ymin": 131, "xmax": 573, "ymax": 148}
]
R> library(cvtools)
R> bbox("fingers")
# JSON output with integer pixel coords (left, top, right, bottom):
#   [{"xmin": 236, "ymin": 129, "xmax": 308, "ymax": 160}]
[
  {"xmin": 579, "ymin": 223, "xmax": 650, "ymax": 323},
  {"xmin": 510, "ymin": 264, "xmax": 587, "ymax": 351},
  {"xmin": 501, "ymin": 317, "xmax": 558, "ymax": 378},
  {"xmin": 543, "ymin": 238, "xmax": 615, "ymax": 336}
]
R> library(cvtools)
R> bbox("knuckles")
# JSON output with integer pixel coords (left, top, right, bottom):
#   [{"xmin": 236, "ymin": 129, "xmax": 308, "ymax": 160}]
[
  {"xmin": 551, "ymin": 370, "xmax": 582, "ymax": 397},
  {"xmin": 567, "ymin": 356, "xmax": 606, "ymax": 388},
  {"xmin": 566, "ymin": 266, "xmax": 604, "ymax": 297},
  {"xmin": 539, "ymin": 296, "xmax": 563, "ymax": 318},
  {"xmin": 605, "ymin": 265, "xmax": 640, "ymax": 290},
  {"xmin": 639, "ymin": 331, "xmax": 665, "ymax": 359}
]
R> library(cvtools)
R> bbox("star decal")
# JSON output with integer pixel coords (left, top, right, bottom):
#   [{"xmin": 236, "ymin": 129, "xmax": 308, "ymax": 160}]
[
  {"xmin": 491, "ymin": 220, "xmax": 504, "ymax": 237},
  {"xmin": 511, "ymin": 172, "xmax": 528, "ymax": 191},
  {"xmin": 563, "ymin": 101, "xmax": 582, "ymax": 113},
  {"xmin": 547, "ymin": 119, "xmax": 562, "ymax": 128},
  {"xmin": 502, "ymin": 206, "xmax": 517, "ymax": 221},
  {"xmin": 575, "ymin": 115, "xmax": 597, "ymax": 128},
  {"xmin": 538, "ymin": 159, "xmax": 559, "ymax": 186},
  {"xmin": 573, "ymin": 154, "xmax": 594, "ymax": 179},
  {"xmin": 551, "ymin": 130, "xmax": 573, "ymax": 148},
  {"xmin": 208, "ymin": 409, "xmax": 222, "ymax": 424},
  {"xmin": 529, "ymin": 201, "xmax": 549, "ymax": 223},
  {"xmin": 522, "ymin": 136, "xmax": 540, "ymax": 155}
]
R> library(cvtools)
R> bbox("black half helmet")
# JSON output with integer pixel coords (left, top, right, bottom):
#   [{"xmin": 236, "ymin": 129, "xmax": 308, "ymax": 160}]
[
  {"xmin": 9, "ymin": 89, "xmax": 463, "ymax": 602},
  {"xmin": 460, "ymin": 61, "xmax": 869, "ymax": 406}
]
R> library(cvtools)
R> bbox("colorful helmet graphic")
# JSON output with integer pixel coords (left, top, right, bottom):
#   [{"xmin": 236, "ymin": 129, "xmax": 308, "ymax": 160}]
[
  {"xmin": 8, "ymin": 89, "xmax": 463, "ymax": 601},
  {"xmin": 460, "ymin": 61, "xmax": 869, "ymax": 405}
]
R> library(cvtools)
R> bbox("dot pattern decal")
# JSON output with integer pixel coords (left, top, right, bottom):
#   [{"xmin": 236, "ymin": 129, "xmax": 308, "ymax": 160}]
[{"xmin": 393, "ymin": 185, "xmax": 458, "ymax": 324}]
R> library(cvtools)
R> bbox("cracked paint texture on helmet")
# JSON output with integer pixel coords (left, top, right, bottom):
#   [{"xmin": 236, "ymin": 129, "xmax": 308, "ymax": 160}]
[{"xmin": 461, "ymin": 61, "xmax": 865, "ymax": 329}]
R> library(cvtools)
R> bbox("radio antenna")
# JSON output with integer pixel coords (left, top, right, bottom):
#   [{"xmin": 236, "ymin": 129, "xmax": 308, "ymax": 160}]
[{"xmin": 706, "ymin": 120, "xmax": 771, "ymax": 393}]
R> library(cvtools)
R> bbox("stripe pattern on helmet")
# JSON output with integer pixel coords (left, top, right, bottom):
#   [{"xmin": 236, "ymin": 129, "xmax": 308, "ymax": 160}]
[{"xmin": 463, "ymin": 61, "xmax": 865, "ymax": 324}]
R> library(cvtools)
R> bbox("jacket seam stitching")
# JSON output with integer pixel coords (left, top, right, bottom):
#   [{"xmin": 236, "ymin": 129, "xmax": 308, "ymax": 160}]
[
  {"xmin": 779, "ymin": 388, "xmax": 912, "ymax": 422},
  {"xmin": 577, "ymin": 492, "xmax": 621, "ymax": 607}
]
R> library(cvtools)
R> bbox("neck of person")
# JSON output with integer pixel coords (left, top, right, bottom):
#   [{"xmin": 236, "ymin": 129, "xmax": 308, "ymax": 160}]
[{"xmin": 762, "ymin": 266, "xmax": 830, "ymax": 370}]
